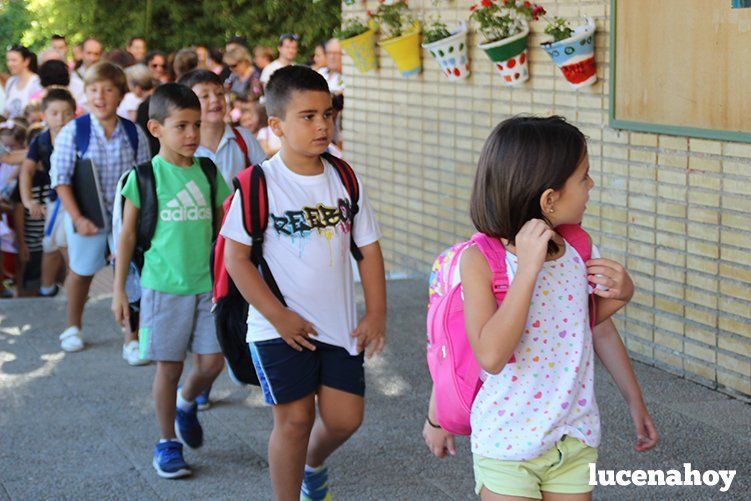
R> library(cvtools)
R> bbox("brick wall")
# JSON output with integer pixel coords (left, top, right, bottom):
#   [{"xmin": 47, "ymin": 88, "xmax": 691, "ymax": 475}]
[{"xmin": 341, "ymin": 0, "xmax": 751, "ymax": 397}]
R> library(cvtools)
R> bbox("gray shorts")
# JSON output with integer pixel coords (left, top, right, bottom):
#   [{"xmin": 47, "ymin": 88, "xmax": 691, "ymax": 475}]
[{"xmin": 138, "ymin": 288, "xmax": 221, "ymax": 362}]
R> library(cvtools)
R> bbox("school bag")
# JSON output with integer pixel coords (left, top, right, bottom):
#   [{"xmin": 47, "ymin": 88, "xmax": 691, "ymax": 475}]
[
  {"xmin": 111, "ymin": 158, "xmax": 218, "ymax": 277},
  {"xmin": 211, "ymin": 152, "xmax": 363, "ymax": 386},
  {"xmin": 426, "ymin": 225, "xmax": 597, "ymax": 435},
  {"xmin": 230, "ymin": 126, "xmax": 251, "ymax": 166}
]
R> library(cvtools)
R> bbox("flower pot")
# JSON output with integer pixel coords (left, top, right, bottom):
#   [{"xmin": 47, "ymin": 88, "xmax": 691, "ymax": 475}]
[
  {"xmin": 422, "ymin": 21, "xmax": 470, "ymax": 81},
  {"xmin": 541, "ymin": 17, "xmax": 597, "ymax": 89},
  {"xmin": 478, "ymin": 22, "xmax": 530, "ymax": 86},
  {"xmin": 340, "ymin": 29, "xmax": 379, "ymax": 73},
  {"xmin": 378, "ymin": 23, "xmax": 422, "ymax": 77}
]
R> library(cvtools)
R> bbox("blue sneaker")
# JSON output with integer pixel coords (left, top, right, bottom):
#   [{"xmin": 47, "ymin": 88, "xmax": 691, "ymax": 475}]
[
  {"xmin": 152, "ymin": 440, "xmax": 191, "ymax": 479},
  {"xmin": 175, "ymin": 401, "xmax": 203, "ymax": 449},
  {"xmin": 300, "ymin": 466, "xmax": 332, "ymax": 501},
  {"xmin": 196, "ymin": 385, "xmax": 211, "ymax": 411}
]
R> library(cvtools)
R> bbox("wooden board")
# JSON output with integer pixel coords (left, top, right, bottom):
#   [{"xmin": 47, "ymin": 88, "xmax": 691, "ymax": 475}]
[{"xmin": 611, "ymin": 0, "xmax": 751, "ymax": 141}]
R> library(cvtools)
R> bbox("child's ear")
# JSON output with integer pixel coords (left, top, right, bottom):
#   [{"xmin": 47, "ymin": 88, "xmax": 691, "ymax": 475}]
[
  {"xmin": 268, "ymin": 116, "xmax": 284, "ymax": 138},
  {"xmin": 539, "ymin": 188, "xmax": 559, "ymax": 215},
  {"xmin": 147, "ymin": 119, "xmax": 162, "ymax": 138}
]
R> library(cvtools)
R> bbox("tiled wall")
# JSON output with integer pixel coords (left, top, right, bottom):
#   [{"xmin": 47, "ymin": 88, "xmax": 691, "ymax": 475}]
[{"xmin": 341, "ymin": 0, "xmax": 751, "ymax": 397}]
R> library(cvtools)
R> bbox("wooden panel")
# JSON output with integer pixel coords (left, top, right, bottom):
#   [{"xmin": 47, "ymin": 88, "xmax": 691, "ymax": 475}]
[{"xmin": 613, "ymin": 0, "xmax": 751, "ymax": 135}]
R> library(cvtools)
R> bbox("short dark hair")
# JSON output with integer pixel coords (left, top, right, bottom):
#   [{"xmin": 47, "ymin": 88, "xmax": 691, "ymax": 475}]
[
  {"xmin": 42, "ymin": 88, "xmax": 76, "ymax": 112},
  {"xmin": 51, "ymin": 34, "xmax": 66, "ymax": 42},
  {"xmin": 227, "ymin": 35, "xmax": 248, "ymax": 48},
  {"xmin": 470, "ymin": 116, "xmax": 587, "ymax": 255},
  {"xmin": 177, "ymin": 69, "xmax": 223, "ymax": 89},
  {"xmin": 149, "ymin": 83, "xmax": 201, "ymax": 123},
  {"xmin": 145, "ymin": 50, "xmax": 166, "ymax": 65},
  {"xmin": 265, "ymin": 65, "xmax": 330, "ymax": 118},
  {"xmin": 39, "ymin": 60, "xmax": 70, "ymax": 87}
]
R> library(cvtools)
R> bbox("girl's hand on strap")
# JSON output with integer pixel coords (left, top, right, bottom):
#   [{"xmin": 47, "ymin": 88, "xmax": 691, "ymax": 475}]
[
  {"xmin": 423, "ymin": 420, "xmax": 456, "ymax": 458},
  {"xmin": 515, "ymin": 218, "xmax": 556, "ymax": 274},
  {"xmin": 586, "ymin": 258, "xmax": 634, "ymax": 301},
  {"xmin": 629, "ymin": 400, "xmax": 659, "ymax": 452}
]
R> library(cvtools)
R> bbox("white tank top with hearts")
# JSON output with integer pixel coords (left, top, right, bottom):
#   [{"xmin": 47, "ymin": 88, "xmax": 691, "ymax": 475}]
[{"xmin": 469, "ymin": 242, "xmax": 601, "ymax": 461}]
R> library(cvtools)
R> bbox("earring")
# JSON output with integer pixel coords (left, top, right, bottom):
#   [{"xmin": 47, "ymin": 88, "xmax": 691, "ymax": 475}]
[{"xmin": 549, "ymin": 208, "xmax": 555, "ymax": 213}]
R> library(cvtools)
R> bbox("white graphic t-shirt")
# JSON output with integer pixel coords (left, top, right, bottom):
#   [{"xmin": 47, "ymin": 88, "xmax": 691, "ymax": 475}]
[
  {"xmin": 470, "ymin": 242, "xmax": 602, "ymax": 461},
  {"xmin": 219, "ymin": 153, "xmax": 380, "ymax": 354}
]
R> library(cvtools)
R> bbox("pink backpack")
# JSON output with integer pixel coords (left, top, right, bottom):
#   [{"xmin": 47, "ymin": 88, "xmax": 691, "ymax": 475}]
[{"xmin": 426, "ymin": 225, "xmax": 596, "ymax": 435}]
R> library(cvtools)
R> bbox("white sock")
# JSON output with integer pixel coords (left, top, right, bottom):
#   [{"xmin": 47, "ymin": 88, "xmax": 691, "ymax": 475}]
[
  {"xmin": 304, "ymin": 464, "xmax": 325, "ymax": 474},
  {"xmin": 176, "ymin": 390, "xmax": 194, "ymax": 411},
  {"xmin": 159, "ymin": 438, "xmax": 176, "ymax": 443},
  {"xmin": 39, "ymin": 285, "xmax": 56, "ymax": 295}
]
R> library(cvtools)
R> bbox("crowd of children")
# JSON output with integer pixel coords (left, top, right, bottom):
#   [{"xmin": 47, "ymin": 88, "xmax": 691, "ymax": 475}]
[{"xmin": 0, "ymin": 28, "xmax": 660, "ymax": 501}]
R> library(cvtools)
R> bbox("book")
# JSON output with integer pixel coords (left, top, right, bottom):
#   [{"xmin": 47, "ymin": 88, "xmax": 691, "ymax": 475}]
[{"xmin": 72, "ymin": 158, "xmax": 107, "ymax": 230}]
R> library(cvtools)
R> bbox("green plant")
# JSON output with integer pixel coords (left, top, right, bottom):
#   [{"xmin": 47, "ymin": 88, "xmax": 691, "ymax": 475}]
[
  {"xmin": 334, "ymin": 17, "xmax": 371, "ymax": 40},
  {"xmin": 543, "ymin": 16, "xmax": 574, "ymax": 42},
  {"xmin": 372, "ymin": 0, "xmax": 416, "ymax": 40},
  {"xmin": 423, "ymin": 19, "xmax": 451, "ymax": 44},
  {"xmin": 469, "ymin": 0, "xmax": 546, "ymax": 44}
]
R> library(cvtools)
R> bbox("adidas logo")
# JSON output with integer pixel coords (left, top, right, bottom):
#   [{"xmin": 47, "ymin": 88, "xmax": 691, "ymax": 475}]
[{"xmin": 160, "ymin": 181, "xmax": 212, "ymax": 222}]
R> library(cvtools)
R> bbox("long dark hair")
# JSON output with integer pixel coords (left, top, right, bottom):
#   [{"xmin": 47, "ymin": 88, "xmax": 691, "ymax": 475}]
[
  {"xmin": 470, "ymin": 115, "xmax": 587, "ymax": 255},
  {"xmin": 7, "ymin": 45, "xmax": 38, "ymax": 73}
]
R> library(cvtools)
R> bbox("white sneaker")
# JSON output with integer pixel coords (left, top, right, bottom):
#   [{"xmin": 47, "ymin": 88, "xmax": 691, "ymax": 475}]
[
  {"xmin": 59, "ymin": 326, "xmax": 85, "ymax": 352},
  {"xmin": 122, "ymin": 340, "xmax": 149, "ymax": 366}
]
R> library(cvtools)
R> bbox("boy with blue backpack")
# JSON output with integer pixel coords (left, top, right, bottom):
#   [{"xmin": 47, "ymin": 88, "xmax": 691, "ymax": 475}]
[
  {"xmin": 219, "ymin": 66, "xmax": 386, "ymax": 500},
  {"xmin": 111, "ymin": 83, "xmax": 230, "ymax": 478},
  {"xmin": 51, "ymin": 62, "xmax": 151, "ymax": 352}
]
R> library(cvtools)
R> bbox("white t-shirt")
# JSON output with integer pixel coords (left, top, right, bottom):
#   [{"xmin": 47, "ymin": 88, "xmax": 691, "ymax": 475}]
[
  {"xmin": 219, "ymin": 153, "xmax": 380, "ymax": 354},
  {"xmin": 195, "ymin": 125, "xmax": 266, "ymax": 185},
  {"xmin": 318, "ymin": 67, "xmax": 345, "ymax": 93},
  {"xmin": 116, "ymin": 92, "xmax": 143, "ymax": 120},
  {"xmin": 260, "ymin": 59, "xmax": 289, "ymax": 85},
  {"xmin": 69, "ymin": 70, "xmax": 87, "ymax": 111},
  {"xmin": 3, "ymin": 75, "xmax": 42, "ymax": 118},
  {"xmin": 257, "ymin": 127, "xmax": 282, "ymax": 153}
]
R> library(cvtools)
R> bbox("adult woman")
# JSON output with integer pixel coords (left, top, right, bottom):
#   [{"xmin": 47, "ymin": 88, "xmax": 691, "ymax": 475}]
[{"xmin": 4, "ymin": 45, "xmax": 42, "ymax": 119}]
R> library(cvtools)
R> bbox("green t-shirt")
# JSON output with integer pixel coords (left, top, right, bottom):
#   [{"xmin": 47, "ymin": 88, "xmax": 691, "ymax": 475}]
[{"xmin": 121, "ymin": 155, "xmax": 231, "ymax": 295}]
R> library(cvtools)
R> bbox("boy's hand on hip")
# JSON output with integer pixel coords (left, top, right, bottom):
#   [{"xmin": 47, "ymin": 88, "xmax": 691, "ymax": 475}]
[
  {"xmin": 587, "ymin": 258, "xmax": 634, "ymax": 301},
  {"xmin": 351, "ymin": 313, "xmax": 386, "ymax": 358},
  {"xmin": 111, "ymin": 291, "xmax": 130, "ymax": 331},
  {"xmin": 273, "ymin": 309, "xmax": 318, "ymax": 352},
  {"xmin": 74, "ymin": 216, "xmax": 99, "ymax": 236}
]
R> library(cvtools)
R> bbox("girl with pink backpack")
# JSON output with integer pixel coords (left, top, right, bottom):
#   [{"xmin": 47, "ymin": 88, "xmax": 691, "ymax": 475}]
[{"xmin": 423, "ymin": 116, "xmax": 659, "ymax": 500}]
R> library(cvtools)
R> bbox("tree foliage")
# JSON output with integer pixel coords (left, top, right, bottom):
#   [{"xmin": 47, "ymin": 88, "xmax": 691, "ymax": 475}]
[
  {"xmin": 20, "ymin": 0, "xmax": 340, "ymax": 58},
  {"xmin": 0, "ymin": 0, "xmax": 33, "ymax": 67}
]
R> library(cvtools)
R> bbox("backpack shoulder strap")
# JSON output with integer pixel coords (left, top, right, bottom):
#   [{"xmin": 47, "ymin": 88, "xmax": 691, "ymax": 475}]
[
  {"xmin": 231, "ymin": 126, "xmax": 250, "ymax": 166},
  {"xmin": 119, "ymin": 117, "xmax": 139, "ymax": 157},
  {"xmin": 470, "ymin": 233, "xmax": 510, "ymax": 300},
  {"xmin": 321, "ymin": 152, "xmax": 363, "ymax": 261},
  {"xmin": 134, "ymin": 160, "xmax": 157, "ymax": 255},
  {"xmin": 198, "ymin": 157, "xmax": 218, "ymax": 236},
  {"xmin": 74, "ymin": 114, "xmax": 91, "ymax": 158},
  {"xmin": 556, "ymin": 224, "xmax": 592, "ymax": 262}
]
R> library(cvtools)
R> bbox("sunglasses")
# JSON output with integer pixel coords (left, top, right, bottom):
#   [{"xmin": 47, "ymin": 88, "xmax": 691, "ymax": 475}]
[{"xmin": 150, "ymin": 63, "xmax": 166, "ymax": 68}]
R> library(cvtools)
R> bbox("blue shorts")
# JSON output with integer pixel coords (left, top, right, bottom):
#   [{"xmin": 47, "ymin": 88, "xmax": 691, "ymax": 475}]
[
  {"xmin": 64, "ymin": 214, "xmax": 112, "ymax": 277},
  {"xmin": 249, "ymin": 338, "xmax": 365, "ymax": 405}
]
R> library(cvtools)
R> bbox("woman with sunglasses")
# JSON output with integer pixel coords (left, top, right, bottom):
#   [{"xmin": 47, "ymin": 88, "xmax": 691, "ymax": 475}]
[
  {"xmin": 4, "ymin": 45, "xmax": 42, "ymax": 119},
  {"xmin": 144, "ymin": 51, "xmax": 169, "ymax": 84}
]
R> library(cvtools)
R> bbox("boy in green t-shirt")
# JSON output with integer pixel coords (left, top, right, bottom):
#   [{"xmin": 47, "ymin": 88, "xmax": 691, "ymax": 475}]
[{"xmin": 112, "ymin": 83, "xmax": 231, "ymax": 479}]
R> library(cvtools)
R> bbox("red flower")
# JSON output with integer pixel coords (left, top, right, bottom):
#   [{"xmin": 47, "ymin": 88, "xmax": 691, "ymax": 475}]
[
  {"xmin": 524, "ymin": 1, "xmax": 531, "ymax": 7},
  {"xmin": 366, "ymin": 9, "xmax": 372, "ymax": 17},
  {"xmin": 481, "ymin": 0, "xmax": 493, "ymax": 7},
  {"xmin": 470, "ymin": 4, "xmax": 478, "ymax": 11}
]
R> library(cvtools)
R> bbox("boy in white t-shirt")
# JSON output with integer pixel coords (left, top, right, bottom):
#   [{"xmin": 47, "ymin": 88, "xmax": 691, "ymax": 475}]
[{"xmin": 221, "ymin": 65, "xmax": 386, "ymax": 501}]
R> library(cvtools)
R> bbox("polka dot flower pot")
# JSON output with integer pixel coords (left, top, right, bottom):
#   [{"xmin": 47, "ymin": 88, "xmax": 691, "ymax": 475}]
[
  {"xmin": 478, "ymin": 21, "xmax": 530, "ymax": 87},
  {"xmin": 378, "ymin": 23, "xmax": 423, "ymax": 77},
  {"xmin": 422, "ymin": 21, "xmax": 470, "ymax": 81},
  {"xmin": 541, "ymin": 17, "xmax": 597, "ymax": 89},
  {"xmin": 340, "ymin": 28, "xmax": 379, "ymax": 73}
]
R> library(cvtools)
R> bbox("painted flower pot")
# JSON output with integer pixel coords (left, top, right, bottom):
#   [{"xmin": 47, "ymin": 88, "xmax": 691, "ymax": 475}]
[
  {"xmin": 541, "ymin": 17, "xmax": 597, "ymax": 89},
  {"xmin": 422, "ymin": 21, "xmax": 470, "ymax": 81},
  {"xmin": 378, "ymin": 23, "xmax": 422, "ymax": 77},
  {"xmin": 478, "ymin": 22, "xmax": 530, "ymax": 86},
  {"xmin": 340, "ymin": 29, "xmax": 378, "ymax": 73}
]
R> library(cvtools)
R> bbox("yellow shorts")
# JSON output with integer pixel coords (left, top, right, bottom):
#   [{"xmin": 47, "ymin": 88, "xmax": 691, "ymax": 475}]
[{"xmin": 474, "ymin": 435, "xmax": 598, "ymax": 499}]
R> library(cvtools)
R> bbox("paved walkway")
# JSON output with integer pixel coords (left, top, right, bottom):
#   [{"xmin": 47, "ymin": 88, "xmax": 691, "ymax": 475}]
[{"xmin": 0, "ymin": 278, "xmax": 749, "ymax": 500}]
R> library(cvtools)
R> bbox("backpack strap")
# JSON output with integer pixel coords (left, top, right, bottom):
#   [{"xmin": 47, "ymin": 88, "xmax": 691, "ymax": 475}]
[
  {"xmin": 471, "ymin": 233, "xmax": 510, "ymax": 300},
  {"xmin": 234, "ymin": 164, "xmax": 287, "ymax": 306},
  {"xmin": 133, "ymin": 161, "xmax": 157, "ymax": 270},
  {"xmin": 231, "ymin": 126, "xmax": 250, "ymax": 166},
  {"xmin": 197, "ymin": 157, "xmax": 218, "ymax": 237},
  {"xmin": 321, "ymin": 151, "xmax": 363, "ymax": 261},
  {"xmin": 74, "ymin": 114, "xmax": 92, "ymax": 158},
  {"xmin": 119, "ymin": 117, "xmax": 140, "ymax": 157},
  {"xmin": 556, "ymin": 224, "xmax": 597, "ymax": 328}
]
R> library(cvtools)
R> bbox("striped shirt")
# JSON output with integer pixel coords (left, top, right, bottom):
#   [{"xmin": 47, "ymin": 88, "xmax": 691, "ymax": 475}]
[{"xmin": 51, "ymin": 114, "xmax": 151, "ymax": 221}]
